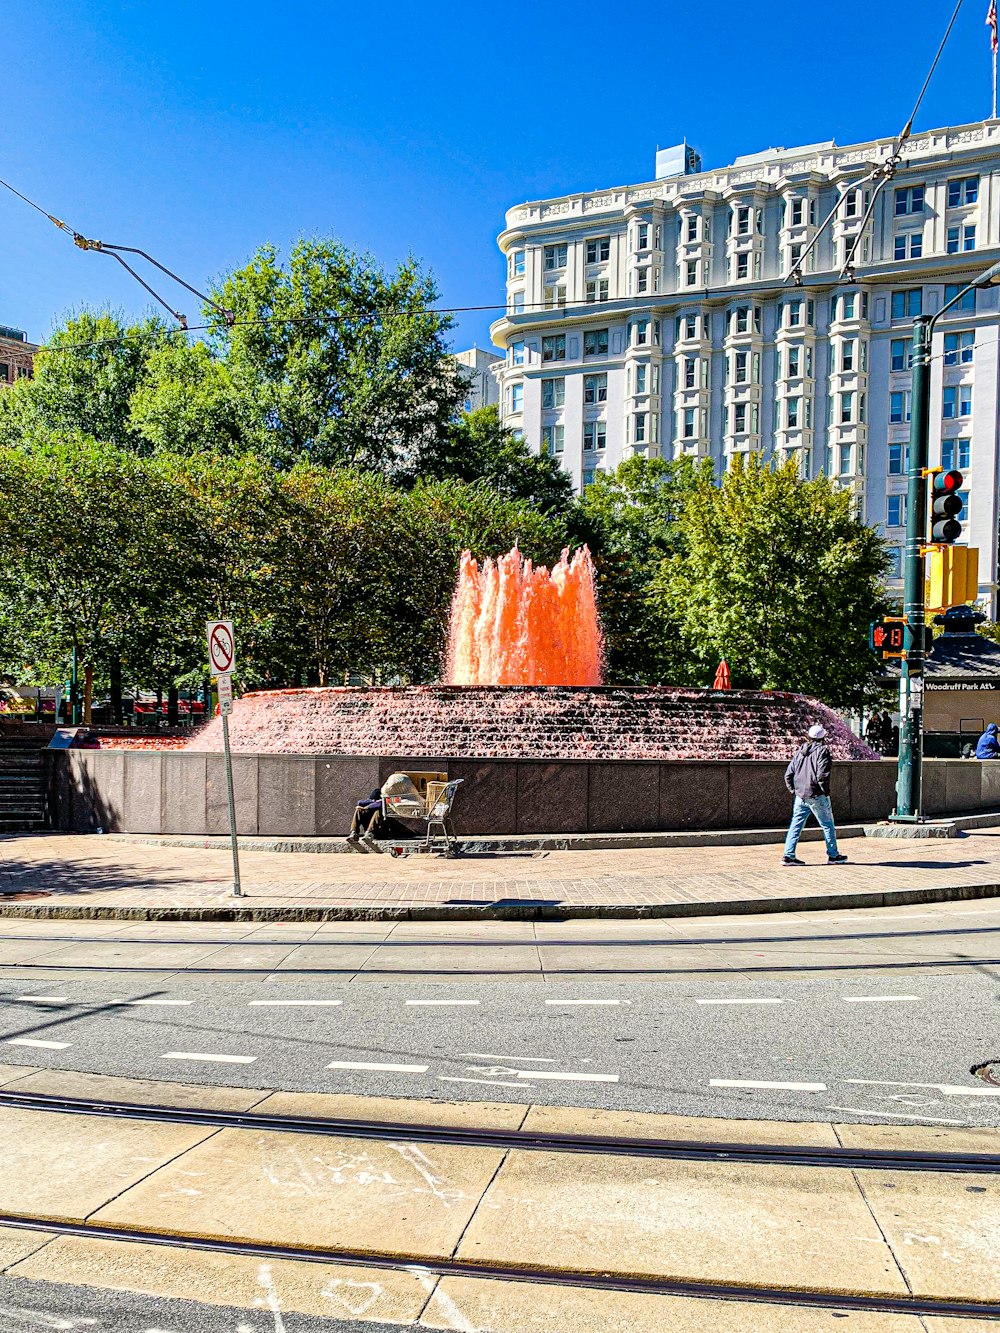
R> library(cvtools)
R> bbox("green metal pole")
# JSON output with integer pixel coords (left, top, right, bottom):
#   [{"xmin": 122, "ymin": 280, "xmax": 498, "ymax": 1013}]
[{"xmin": 895, "ymin": 314, "xmax": 931, "ymax": 820}]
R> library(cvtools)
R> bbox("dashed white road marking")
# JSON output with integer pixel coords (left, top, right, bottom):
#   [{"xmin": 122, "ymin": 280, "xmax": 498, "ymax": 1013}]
[
  {"xmin": 327, "ymin": 1060, "xmax": 428, "ymax": 1074},
  {"xmin": 13, "ymin": 995, "xmax": 69, "ymax": 1004},
  {"xmin": 405, "ymin": 999, "xmax": 480, "ymax": 1006},
  {"xmin": 6, "ymin": 1038, "xmax": 71, "ymax": 1050},
  {"xmin": 842, "ymin": 996, "xmax": 920, "ymax": 1003},
  {"xmin": 248, "ymin": 999, "xmax": 343, "ymax": 1006},
  {"xmin": 516, "ymin": 1070, "xmax": 619, "ymax": 1083},
  {"xmin": 544, "ymin": 999, "xmax": 629, "ymax": 1006},
  {"xmin": 711, "ymin": 1078, "xmax": 827, "ymax": 1092},
  {"xmin": 846, "ymin": 1078, "xmax": 1000, "ymax": 1096},
  {"xmin": 695, "ymin": 997, "xmax": 783, "ymax": 1006},
  {"xmin": 461, "ymin": 1051, "xmax": 557, "ymax": 1062},
  {"xmin": 162, "ymin": 1051, "xmax": 256, "ymax": 1064},
  {"xmin": 826, "ymin": 1105, "xmax": 965, "ymax": 1125},
  {"xmin": 439, "ymin": 1076, "xmax": 533, "ymax": 1089},
  {"xmin": 128, "ymin": 999, "xmax": 193, "ymax": 1006}
]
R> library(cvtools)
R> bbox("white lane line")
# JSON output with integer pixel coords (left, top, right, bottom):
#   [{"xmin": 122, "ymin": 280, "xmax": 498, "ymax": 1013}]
[
  {"xmin": 544, "ymin": 999, "xmax": 628, "ymax": 1006},
  {"xmin": 405, "ymin": 1000, "xmax": 480, "ymax": 1006},
  {"xmin": 13, "ymin": 996, "xmax": 69, "ymax": 1004},
  {"xmin": 842, "ymin": 996, "xmax": 920, "ymax": 1003},
  {"xmin": 6, "ymin": 1038, "xmax": 71, "ymax": 1050},
  {"xmin": 826, "ymin": 1105, "xmax": 965, "ymax": 1125},
  {"xmin": 516, "ymin": 1070, "xmax": 619, "ymax": 1083},
  {"xmin": 710, "ymin": 1078, "xmax": 827, "ymax": 1092},
  {"xmin": 248, "ymin": 999, "xmax": 343, "ymax": 1006},
  {"xmin": 695, "ymin": 998, "xmax": 783, "ymax": 1006},
  {"xmin": 439, "ymin": 1077, "xmax": 533, "ymax": 1089},
  {"xmin": 327, "ymin": 1060, "xmax": 428, "ymax": 1074},
  {"xmin": 461, "ymin": 1052, "xmax": 557, "ymax": 1062},
  {"xmin": 128, "ymin": 999, "xmax": 193, "ymax": 1006},
  {"xmin": 162, "ymin": 1051, "xmax": 256, "ymax": 1064},
  {"xmin": 846, "ymin": 1078, "xmax": 1000, "ymax": 1096}
]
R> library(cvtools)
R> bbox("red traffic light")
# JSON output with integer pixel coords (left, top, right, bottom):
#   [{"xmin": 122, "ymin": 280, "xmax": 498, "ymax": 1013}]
[
  {"xmin": 933, "ymin": 470, "xmax": 963, "ymax": 493},
  {"xmin": 931, "ymin": 470, "xmax": 964, "ymax": 544}
]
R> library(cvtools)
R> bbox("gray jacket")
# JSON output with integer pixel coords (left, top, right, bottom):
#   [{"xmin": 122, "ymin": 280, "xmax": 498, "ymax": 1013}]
[{"xmin": 785, "ymin": 741, "xmax": 832, "ymax": 799}]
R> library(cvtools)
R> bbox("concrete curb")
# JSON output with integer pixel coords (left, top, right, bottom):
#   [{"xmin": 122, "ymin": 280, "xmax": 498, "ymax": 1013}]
[
  {"xmin": 864, "ymin": 810, "xmax": 1000, "ymax": 839},
  {"xmin": 1, "ymin": 880, "xmax": 999, "ymax": 923}
]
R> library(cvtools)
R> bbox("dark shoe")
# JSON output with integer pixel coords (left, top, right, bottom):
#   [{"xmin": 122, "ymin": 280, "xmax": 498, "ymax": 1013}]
[
  {"xmin": 782, "ymin": 855, "xmax": 804, "ymax": 866},
  {"xmin": 827, "ymin": 854, "xmax": 848, "ymax": 864}
]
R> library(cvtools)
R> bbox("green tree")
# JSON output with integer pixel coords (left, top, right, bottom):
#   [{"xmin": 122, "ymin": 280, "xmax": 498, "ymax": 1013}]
[
  {"xmin": 654, "ymin": 454, "xmax": 891, "ymax": 707},
  {"xmin": 575, "ymin": 456, "xmax": 707, "ymax": 683},
  {"xmin": 0, "ymin": 312, "xmax": 165, "ymax": 452},
  {"xmin": 424, "ymin": 406, "xmax": 575, "ymax": 514},
  {"xmin": 129, "ymin": 337, "xmax": 255, "ymax": 456}
]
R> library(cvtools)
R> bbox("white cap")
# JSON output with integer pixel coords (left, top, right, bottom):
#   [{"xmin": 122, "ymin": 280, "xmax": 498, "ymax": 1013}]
[{"xmin": 808, "ymin": 724, "xmax": 827, "ymax": 740}]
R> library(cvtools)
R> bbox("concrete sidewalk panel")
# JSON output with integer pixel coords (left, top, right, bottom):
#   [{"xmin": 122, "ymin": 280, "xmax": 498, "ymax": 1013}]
[
  {"xmin": 522, "ymin": 1104, "xmax": 840, "ymax": 1148},
  {"xmin": 456, "ymin": 1151, "xmax": 909, "ymax": 1295},
  {"xmin": 859, "ymin": 1168, "xmax": 1000, "ymax": 1300},
  {"xmin": 91, "ymin": 1126, "xmax": 506, "ymax": 1260},
  {"xmin": 423, "ymin": 1275, "xmax": 926, "ymax": 1332},
  {"xmin": 0, "ymin": 1225, "xmax": 57, "ymax": 1268},
  {"xmin": 834, "ymin": 1123, "xmax": 1000, "ymax": 1154},
  {"xmin": 0, "ymin": 1105, "xmax": 215, "ymax": 1220},
  {"xmin": 10, "ymin": 1235, "xmax": 428, "ymax": 1324},
  {"xmin": 255, "ymin": 1089, "xmax": 528, "ymax": 1130}
]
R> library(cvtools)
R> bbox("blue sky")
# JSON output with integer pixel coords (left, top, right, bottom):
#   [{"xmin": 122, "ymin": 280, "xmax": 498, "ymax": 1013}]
[{"xmin": 1, "ymin": 1, "xmax": 995, "ymax": 353}]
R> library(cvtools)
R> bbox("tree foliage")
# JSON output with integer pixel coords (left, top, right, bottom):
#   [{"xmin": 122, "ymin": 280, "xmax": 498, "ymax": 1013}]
[
  {"xmin": 425, "ymin": 406, "xmax": 575, "ymax": 515},
  {"xmin": 651, "ymin": 454, "xmax": 891, "ymax": 706}
]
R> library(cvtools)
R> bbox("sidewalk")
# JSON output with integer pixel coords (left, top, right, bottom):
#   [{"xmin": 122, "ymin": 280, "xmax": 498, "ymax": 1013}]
[{"xmin": 0, "ymin": 828, "xmax": 998, "ymax": 920}]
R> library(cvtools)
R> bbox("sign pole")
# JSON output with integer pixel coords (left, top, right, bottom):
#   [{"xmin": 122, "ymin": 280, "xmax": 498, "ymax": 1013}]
[{"xmin": 221, "ymin": 701, "xmax": 242, "ymax": 898}]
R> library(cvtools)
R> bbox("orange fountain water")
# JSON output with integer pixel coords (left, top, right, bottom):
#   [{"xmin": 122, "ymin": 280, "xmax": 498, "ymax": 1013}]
[{"xmin": 446, "ymin": 546, "xmax": 603, "ymax": 686}]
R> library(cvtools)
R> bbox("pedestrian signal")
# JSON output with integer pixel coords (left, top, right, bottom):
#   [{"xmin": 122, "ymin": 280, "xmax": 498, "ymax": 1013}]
[
  {"xmin": 870, "ymin": 620, "xmax": 905, "ymax": 655},
  {"xmin": 930, "ymin": 470, "xmax": 964, "ymax": 544}
]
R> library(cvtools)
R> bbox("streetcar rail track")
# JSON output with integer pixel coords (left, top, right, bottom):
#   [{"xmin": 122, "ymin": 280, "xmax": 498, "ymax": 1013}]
[
  {"xmin": 0, "ymin": 1211, "xmax": 997, "ymax": 1321},
  {"xmin": 0, "ymin": 1088, "xmax": 996, "ymax": 1174}
]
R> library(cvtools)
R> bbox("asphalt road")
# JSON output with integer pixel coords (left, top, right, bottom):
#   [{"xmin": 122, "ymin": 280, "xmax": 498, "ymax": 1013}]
[
  {"xmin": 0, "ymin": 899, "xmax": 996, "ymax": 1126},
  {"xmin": 0, "ymin": 1272, "xmax": 405, "ymax": 1332}
]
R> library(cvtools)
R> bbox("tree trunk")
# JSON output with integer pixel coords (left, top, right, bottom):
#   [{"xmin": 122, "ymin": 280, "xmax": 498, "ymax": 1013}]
[
  {"xmin": 110, "ymin": 657, "xmax": 123, "ymax": 726},
  {"xmin": 83, "ymin": 664, "xmax": 94, "ymax": 725},
  {"xmin": 167, "ymin": 684, "xmax": 179, "ymax": 726}
]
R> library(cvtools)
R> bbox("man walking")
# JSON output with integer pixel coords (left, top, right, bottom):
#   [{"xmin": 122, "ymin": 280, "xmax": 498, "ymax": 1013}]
[{"xmin": 782, "ymin": 723, "xmax": 848, "ymax": 866}]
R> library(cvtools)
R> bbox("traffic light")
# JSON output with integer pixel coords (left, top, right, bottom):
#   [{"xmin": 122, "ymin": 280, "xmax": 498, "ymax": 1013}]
[{"xmin": 930, "ymin": 470, "xmax": 964, "ymax": 544}]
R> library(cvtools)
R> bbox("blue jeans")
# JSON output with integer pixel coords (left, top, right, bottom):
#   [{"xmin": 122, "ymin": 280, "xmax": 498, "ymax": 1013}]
[{"xmin": 784, "ymin": 794, "xmax": 840, "ymax": 859}]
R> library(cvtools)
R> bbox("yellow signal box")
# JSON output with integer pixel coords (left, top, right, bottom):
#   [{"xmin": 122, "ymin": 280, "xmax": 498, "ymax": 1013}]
[{"xmin": 927, "ymin": 545, "xmax": 979, "ymax": 612}]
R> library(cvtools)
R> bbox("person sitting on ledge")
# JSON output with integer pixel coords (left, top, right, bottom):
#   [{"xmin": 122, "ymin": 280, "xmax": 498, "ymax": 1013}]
[
  {"xmin": 975, "ymin": 722, "xmax": 1000, "ymax": 759},
  {"xmin": 347, "ymin": 788, "xmax": 385, "ymax": 852}
]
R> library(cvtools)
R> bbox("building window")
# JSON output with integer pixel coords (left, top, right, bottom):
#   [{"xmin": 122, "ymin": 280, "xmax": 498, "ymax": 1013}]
[
  {"xmin": 887, "ymin": 546, "xmax": 903, "ymax": 578},
  {"xmin": 944, "ymin": 331, "xmax": 974, "ymax": 366},
  {"xmin": 891, "ymin": 288, "xmax": 922, "ymax": 320},
  {"xmin": 786, "ymin": 397, "xmax": 800, "ymax": 428},
  {"xmin": 839, "ymin": 391, "xmax": 854, "ymax": 424},
  {"xmin": 733, "ymin": 349, "xmax": 748, "ymax": 384},
  {"xmin": 0, "ymin": 363, "xmax": 8, "ymax": 383},
  {"xmin": 584, "ymin": 373, "xmax": 608, "ymax": 404},
  {"xmin": 634, "ymin": 364, "xmax": 647, "ymax": 395},
  {"xmin": 839, "ymin": 444, "xmax": 853, "ymax": 475},
  {"xmin": 942, "ymin": 385, "xmax": 972, "ymax": 418},
  {"xmin": 790, "ymin": 199, "xmax": 805, "ymax": 226},
  {"xmin": 584, "ymin": 328, "xmax": 609, "ymax": 357},
  {"xmin": 584, "ymin": 421, "xmax": 606, "ymax": 451},
  {"xmin": 890, "ymin": 338, "xmax": 913, "ymax": 372},
  {"xmin": 894, "ymin": 185, "xmax": 925, "ymax": 215},
  {"xmin": 894, "ymin": 232, "xmax": 923, "ymax": 260},
  {"xmin": 682, "ymin": 356, "xmax": 696, "ymax": 389},
  {"xmin": 636, "ymin": 222, "xmax": 650, "ymax": 251},
  {"xmin": 636, "ymin": 268, "xmax": 649, "ymax": 294},
  {"xmin": 941, "ymin": 438, "xmax": 971, "ymax": 471},
  {"xmin": 586, "ymin": 278, "xmax": 609, "ymax": 303},
  {"xmin": 633, "ymin": 412, "xmax": 647, "ymax": 444},
  {"xmin": 586, "ymin": 237, "xmax": 611, "ymax": 264},
  {"xmin": 511, "ymin": 250, "xmax": 525, "ymax": 276},
  {"xmin": 541, "ymin": 335, "xmax": 566, "ymax": 362},
  {"xmin": 541, "ymin": 377, "xmax": 565, "ymax": 409},
  {"xmin": 512, "ymin": 291, "xmax": 525, "ymax": 314},
  {"xmin": 947, "ymin": 224, "xmax": 977, "ymax": 254},
  {"xmin": 509, "ymin": 383, "xmax": 523, "ymax": 413},
  {"xmin": 543, "ymin": 243, "xmax": 568, "ymax": 271},
  {"xmin": 947, "ymin": 176, "xmax": 979, "ymax": 207},
  {"xmin": 682, "ymin": 407, "xmax": 696, "ymax": 439},
  {"xmin": 944, "ymin": 284, "xmax": 976, "ymax": 313},
  {"xmin": 541, "ymin": 424, "xmax": 564, "ymax": 454},
  {"xmin": 544, "ymin": 283, "xmax": 566, "ymax": 309},
  {"xmin": 511, "ymin": 340, "xmax": 526, "ymax": 366},
  {"xmin": 685, "ymin": 260, "xmax": 698, "ymax": 286},
  {"xmin": 841, "ymin": 339, "xmax": 854, "ymax": 372},
  {"xmin": 735, "ymin": 253, "xmax": 749, "ymax": 280},
  {"xmin": 632, "ymin": 320, "xmax": 649, "ymax": 347},
  {"xmin": 887, "ymin": 495, "xmax": 907, "ymax": 527},
  {"xmin": 889, "ymin": 390, "xmax": 911, "ymax": 423},
  {"xmin": 888, "ymin": 443, "xmax": 908, "ymax": 475}
]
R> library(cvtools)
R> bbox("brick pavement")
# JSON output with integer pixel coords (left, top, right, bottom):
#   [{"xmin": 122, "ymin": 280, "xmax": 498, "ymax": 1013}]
[{"xmin": 0, "ymin": 829, "xmax": 998, "ymax": 918}]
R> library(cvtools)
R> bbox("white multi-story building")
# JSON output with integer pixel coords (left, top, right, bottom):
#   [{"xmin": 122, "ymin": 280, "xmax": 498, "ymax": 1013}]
[
  {"xmin": 453, "ymin": 346, "xmax": 501, "ymax": 411},
  {"xmin": 492, "ymin": 122, "xmax": 1000, "ymax": 606}
]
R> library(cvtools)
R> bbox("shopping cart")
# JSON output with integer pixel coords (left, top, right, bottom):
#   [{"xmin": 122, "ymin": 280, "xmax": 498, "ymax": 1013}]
[{"xmin": 386, "ymin": 775, "xmax": 464, "ymax": 857}]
